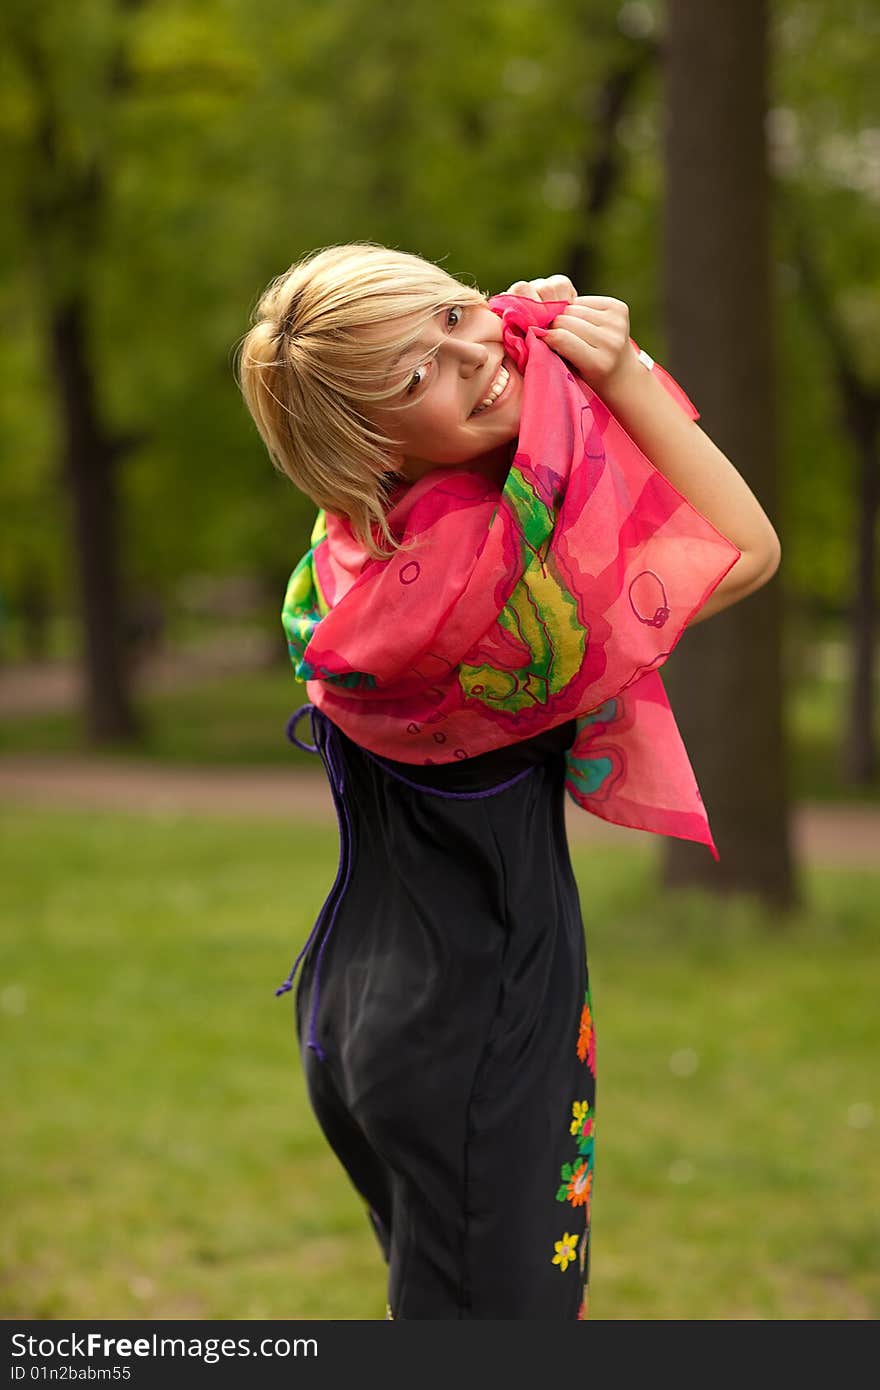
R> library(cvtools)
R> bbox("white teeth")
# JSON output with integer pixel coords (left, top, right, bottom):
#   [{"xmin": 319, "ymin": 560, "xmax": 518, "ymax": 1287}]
[{"xmin": 473, "ymin": 364, "xmax": 509, "ymax": 414}]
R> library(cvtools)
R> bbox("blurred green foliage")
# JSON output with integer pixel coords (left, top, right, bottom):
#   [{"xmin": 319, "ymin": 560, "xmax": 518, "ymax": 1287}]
[{"xmin": 0, "ymin": 0, "xmax": 877, "ymax": 620}]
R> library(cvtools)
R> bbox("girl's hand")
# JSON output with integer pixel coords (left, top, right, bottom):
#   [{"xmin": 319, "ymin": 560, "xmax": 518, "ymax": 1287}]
[
  {"xmin": 504, "ymin": 275, "xmax": 579, "ymax": 305},
  {"xmin": 539, "ymin": 296, "xmax": 640, "ymax": 395}
]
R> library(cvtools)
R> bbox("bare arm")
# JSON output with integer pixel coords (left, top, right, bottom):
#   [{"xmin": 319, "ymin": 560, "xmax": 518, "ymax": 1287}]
[
  {"xmin": 599, "ymin": 352, "xmax": 781, "ymax": 623},
  {"xmin": 522, "ymin": 283, "xmax": 781, "ymax": 622},
  {"xmin": 504, "ymin": 277, "xmax": 781, "ymax": 622}
]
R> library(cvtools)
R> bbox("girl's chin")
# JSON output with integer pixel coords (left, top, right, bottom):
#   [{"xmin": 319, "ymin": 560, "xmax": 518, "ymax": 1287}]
[{"xmin": 468, "ymin": 416, "xmax": 521, "ymax": 447}]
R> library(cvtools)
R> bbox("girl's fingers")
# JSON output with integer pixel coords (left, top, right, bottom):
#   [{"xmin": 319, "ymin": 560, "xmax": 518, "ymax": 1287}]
[
  {"xmin": 505, "ymin": 275, "xmax": 579, "ymax": 303},
  {"xmin": 539, "ymin": 310, "xmax": 634, "ymax": 390},
  {"xmin": 552, "ymin": 305, "xmax": 609, "ymax": 329},
  {"xmin": 504, "ymin": 288, "xmax": 626, "ymax": 315},
  {"xmin": 536, "ymin": 275, "xmax": 578, "ymax": 302},
  {"xmin": 549, "ymin": 309, "xmax": 612, "ymax": 340},
  {"xmin": 506, "ymin": 280, "xmax": 542, "ymax": 300},
  {"xmin": 572, "ymin": 295, "xmax": 627, "ymax": 312},
  {"xmin": 542, "ymin": 326, "xmax": 602, "ymax": 358}
]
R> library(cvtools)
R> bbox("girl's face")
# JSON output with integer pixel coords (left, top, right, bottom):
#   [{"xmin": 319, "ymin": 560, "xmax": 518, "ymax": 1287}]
[{"xmin": 366, "ymin": 301, "xmax": 523, "ymax": 486}]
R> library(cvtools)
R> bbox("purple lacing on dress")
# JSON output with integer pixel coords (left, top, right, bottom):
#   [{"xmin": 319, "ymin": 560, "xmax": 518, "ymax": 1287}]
[
  {"xmin": 358, "ymin": 745, "xmax": 537, "ymax": 799},
  {"xmin": 275, "ymin": 701, "xmax": 353, "ymax": 1063},
  {"xmin": 275, "ymin": 701, "xmax": 539, "ymax": 1061}
]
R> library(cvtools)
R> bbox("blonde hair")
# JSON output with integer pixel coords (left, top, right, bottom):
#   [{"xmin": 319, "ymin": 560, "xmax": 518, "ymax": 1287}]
[{"xmin": 234, "ymin": 242, "xmax": 488, "ymax": 560}]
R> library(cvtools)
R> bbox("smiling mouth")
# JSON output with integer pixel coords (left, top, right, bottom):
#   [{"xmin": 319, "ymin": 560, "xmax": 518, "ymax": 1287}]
[{"xmin": 470, "ymin": 358, "xmax": 513, "ymax": 416}]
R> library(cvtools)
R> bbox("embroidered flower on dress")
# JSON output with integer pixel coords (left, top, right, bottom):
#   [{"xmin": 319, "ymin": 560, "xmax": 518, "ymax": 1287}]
[
  {"xmin": 550, "ymin": 979, "xmax": 596, "ymax": 1307},
  {"xmin": 577, "ymin": 993, "xmax": 595, "ymax": 1072},
  {"xmin": 576, "ymin": 1133, "xmax": 595, "ymax": 1170},
  {"xmin": 557, "ymin": 1158, "xmax": 592, "ymax": 1209},
  {"xmin": 570, "ymin": 1099, "xmax": 594, "ymax": 1152},
  {"xmin": 570, "ymin": 1100, "xmax": 589, "ymax": 1135},
  {"xmin": 552, "ymin": 1231, "xmax": 579, "ymax": 1272}
]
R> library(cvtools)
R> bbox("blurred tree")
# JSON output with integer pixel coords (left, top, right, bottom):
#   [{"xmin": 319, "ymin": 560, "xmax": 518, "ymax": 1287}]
[
  {"xmin": 3, "ymin": 0, "xmax": 144, "ymax": 740},
  {"xmin": 659, "ymin": 0, "xmax": 796, "ymax": 907}
]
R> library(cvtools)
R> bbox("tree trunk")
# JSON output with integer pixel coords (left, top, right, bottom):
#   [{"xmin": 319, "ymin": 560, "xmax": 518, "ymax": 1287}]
[
  {"xmin": 660, "ymin": 0, "xmax": 796, "ymax": 908},
  {"xmin": 49, "ymin": 297, "xmax": 138, "ymax": 743},
  {"xmin": 12, "ymin": 8, "xmax": 143, "ymax": 746},
  {"xmin": 843, "ymin": 400, "xmax": 878, "ymax": 783}
]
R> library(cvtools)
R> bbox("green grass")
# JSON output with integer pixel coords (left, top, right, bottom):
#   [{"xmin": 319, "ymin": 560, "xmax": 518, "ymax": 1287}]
[{"xmin": 2, "ymin": 807, "xmax": 878, "ymax": 1319}]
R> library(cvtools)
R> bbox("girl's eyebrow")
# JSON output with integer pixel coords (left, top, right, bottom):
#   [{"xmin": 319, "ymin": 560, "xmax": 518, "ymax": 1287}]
[
  {"xmin": 388, "ymin": 343, "xmax": 424, "ymax": 371},
  {"xmin": 381, "ymin": 307, "xmax": 451, "ymax": 384},
  {"xmin": 383, "ymin": 337, "xmax": 435, "ymax": 387}
]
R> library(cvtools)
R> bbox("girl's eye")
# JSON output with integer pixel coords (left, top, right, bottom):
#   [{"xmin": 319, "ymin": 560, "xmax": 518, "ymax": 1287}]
[
  {"xmin": 404, "ymin": 306, "xmax": 464, "ymax": 394},
  {"xmin": 405, "ymin": 365, "xmax": 426, "ymax": 395}
]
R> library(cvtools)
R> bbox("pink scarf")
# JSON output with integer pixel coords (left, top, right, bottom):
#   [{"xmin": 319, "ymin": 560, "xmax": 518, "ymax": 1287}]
[{"xmin": 282, "ymin": 294, "xmax": 741, "ymax": 858}]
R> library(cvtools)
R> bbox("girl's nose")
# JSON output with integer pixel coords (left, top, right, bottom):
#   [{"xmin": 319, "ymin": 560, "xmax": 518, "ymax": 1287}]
[{"xmin": 449, "ymin": 339, "xmax": 489, "ymax": 377}]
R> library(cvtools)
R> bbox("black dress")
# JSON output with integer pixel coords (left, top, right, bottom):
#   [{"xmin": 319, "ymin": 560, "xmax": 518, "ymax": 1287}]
[{"xmin": 278, "ymin": 702, "xmax": 597, "ymax": 1320}]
